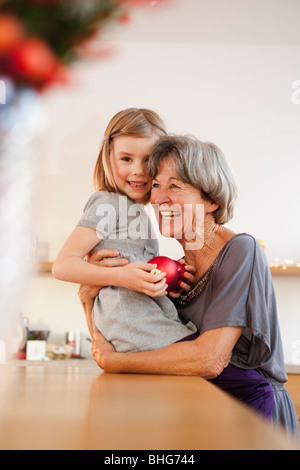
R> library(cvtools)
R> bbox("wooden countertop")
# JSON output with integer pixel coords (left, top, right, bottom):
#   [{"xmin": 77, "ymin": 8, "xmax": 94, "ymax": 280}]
[{"xmin": 0, "ymin": 360, "xmax": 298, "ymax": 450}]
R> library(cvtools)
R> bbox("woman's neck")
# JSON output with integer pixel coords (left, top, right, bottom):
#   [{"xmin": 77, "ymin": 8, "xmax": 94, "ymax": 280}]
[{"xmin": 181, "ymin": 215, "xmax": 235, "ymax": 279}]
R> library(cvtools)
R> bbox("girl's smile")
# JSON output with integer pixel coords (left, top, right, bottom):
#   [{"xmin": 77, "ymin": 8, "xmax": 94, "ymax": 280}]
[{"xmin": 127, "ymin": 180, "xmax": 148, "ymax": 190}]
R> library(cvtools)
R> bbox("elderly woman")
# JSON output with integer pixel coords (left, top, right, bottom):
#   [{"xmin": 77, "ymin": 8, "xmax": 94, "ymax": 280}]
[{"xmin": 79, "ymin": 135, "xmax": 298, "ymax": 436}]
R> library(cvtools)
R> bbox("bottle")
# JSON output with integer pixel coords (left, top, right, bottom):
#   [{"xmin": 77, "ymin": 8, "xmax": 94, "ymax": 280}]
[
  {"xmin": 66, "ymin": 331, "xmax": 81, "ymax": 357},
  {"xmin": 18, "ymin": 313, "xmax": 29, "ymax": 353}
]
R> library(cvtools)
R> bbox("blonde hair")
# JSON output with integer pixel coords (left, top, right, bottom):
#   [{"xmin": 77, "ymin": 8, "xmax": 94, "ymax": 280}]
[
  {"xmin": 148, "ymin": 135, "xmax": 237, "ymax": 225},
  {"xmin": 93, "ymin": 108, "xmax": 167, "ymax": 197}
]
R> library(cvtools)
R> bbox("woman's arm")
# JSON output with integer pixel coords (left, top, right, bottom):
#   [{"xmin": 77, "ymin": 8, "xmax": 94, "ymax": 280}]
[
  {"xmin": 79, "ymin": 291, "xmax": 95, "ymax": 338},
  {"xmin": 92, "ymin": 326, "xmax": 244, "ymax": 379},
  {"xmin": 80, "ymin": 254, "xmax": 197, "ymax": 338},
  {"xmin": 77, "ymin": 249, "xmax": 129, "ymax": 337}
]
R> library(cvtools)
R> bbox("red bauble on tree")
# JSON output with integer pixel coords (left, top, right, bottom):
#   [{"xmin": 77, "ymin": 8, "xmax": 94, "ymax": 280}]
[
  {"xmin": 10, "ymin": 38, "xmax": 60, "ymax": 86},
  {"xmin": 0, "ymin": 0, "xmax": 174, "ymax": 90},
  {"xmin": 149, "ymin": 256, "xmax": 186, "ymax": 293},
  {"xmin": 0, "ymin": 14, "xmax": 23, "ymax": 54}
]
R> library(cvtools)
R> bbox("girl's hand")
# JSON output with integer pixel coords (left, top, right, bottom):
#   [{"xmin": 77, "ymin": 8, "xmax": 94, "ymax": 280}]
[
  {"xmin": 117, "ymin": 261, "xmax": 168, "ymax": 297},
  {"xmin": 168, "ymin": 260, "xmax": 196, "ymax": 299}
]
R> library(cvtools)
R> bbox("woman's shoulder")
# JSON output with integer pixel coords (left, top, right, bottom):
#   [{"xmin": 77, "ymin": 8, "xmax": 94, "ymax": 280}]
[
  {"xmin": 207, "ymin": 233, "xmax": 270, "ymax": 292},
  {"xmin": 226, "ymin": 233, "xmax": 257, "ymax": 250},
  {"xmin": 219, "ymin": 233, "xmax": 266, "ymax": 265}
]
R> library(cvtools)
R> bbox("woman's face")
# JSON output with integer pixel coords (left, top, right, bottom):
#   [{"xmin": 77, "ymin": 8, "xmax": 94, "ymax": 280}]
[
  {"xmin": 110, "ymin": 135, "xmax": 155, "ymax": 203},
  {"xmin": 150, "ymin": 157, "xmax": 218, "ymax": 246}
]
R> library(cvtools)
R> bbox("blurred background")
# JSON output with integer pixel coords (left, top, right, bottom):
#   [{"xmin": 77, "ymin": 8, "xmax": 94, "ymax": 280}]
[{"xmin": 1, "ymin": 0, "xmax": 300, "ymax": 363}]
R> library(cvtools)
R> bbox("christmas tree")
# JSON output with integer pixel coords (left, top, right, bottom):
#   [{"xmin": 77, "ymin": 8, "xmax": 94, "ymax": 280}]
[{"xmin": 0, "ymin": 0, "xmax": 167, "ymax": 90}]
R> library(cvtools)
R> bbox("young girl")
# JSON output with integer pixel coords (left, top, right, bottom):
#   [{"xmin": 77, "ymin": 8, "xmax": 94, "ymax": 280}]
[{"xmin": 53, "ymin": 108, "xmax": 197, "ymax": 353}]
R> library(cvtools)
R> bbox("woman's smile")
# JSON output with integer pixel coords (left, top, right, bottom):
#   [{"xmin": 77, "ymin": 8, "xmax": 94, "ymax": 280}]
[{"xmin": 160, "ymin": 210, "xmax": 182, "ymax": 220}]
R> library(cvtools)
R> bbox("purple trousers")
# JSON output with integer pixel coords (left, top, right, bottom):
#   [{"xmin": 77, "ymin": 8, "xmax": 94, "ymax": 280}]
[
  {"xmin": 209, "ymin": 363, "xmax": 274, "ymax": 420},
  {"xmin": 180, "ymin": 334, "xmax": 274, "ymax": 420}
]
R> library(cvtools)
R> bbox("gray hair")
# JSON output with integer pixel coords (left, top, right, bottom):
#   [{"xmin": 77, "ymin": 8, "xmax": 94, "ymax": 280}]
[{"xmin": 148, "ymin": 135, "xmax": 237, "ymax": 225}]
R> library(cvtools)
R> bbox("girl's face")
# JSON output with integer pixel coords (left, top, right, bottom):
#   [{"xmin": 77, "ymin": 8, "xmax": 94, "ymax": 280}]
[{"xmin": 110, "ymin": 135, "xmax": 155, "ymax": 203}]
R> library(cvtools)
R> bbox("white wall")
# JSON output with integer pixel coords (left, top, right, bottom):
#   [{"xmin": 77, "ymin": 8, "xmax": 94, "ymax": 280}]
[{"xmin": 22, "ymin": 39, "xmax": 300, "ymax": 363}]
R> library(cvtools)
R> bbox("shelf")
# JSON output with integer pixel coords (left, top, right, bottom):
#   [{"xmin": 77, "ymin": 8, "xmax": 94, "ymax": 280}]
[
  {"xmin": 37, "ymin": 262, "xmax": 300, "ymax": 277},
  {"xmin": 269, "ymin": 266, "xmax": 300, "ymax": 277}
]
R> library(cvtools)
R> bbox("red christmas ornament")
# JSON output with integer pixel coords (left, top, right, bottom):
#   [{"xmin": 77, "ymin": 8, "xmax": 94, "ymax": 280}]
[
  {"xmin": 0, "ymin": 15, "xmax": 24, "ymax": 55},
  {"xmin": 149, "ymin": 256, "xmax": 186, "ymax": 293},
  {"xmin": 10, "ymin": 38, "xmax": 59, "ymax": 85},
  {"xmin": 119, "ymin": 13, "xmax": 131, "ymax": 24}
]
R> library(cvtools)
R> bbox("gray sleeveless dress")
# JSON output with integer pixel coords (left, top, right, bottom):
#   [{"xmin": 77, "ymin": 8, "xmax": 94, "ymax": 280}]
[{"xmin": 77, "ymin": 191, "xmax": 197, "ymax": 353}]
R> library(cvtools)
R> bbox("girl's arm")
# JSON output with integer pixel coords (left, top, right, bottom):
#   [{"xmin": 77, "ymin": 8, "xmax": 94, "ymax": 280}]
[
  {"xmin": 53, "ymin": 226, "xmax": 113, "ymax": 285},
  {"xmin": 52, "ymin": 226, "xmax": 167, "ymax": 296},
  {"xmin": 92, "ymin": 326, "xmax": 244, "ymax": 380}
]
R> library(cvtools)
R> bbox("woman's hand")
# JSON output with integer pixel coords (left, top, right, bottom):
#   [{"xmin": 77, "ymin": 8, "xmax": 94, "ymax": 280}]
[
  {"xmin": 168, "ymin": 259, "xmax": 196, "ymax": 299},
  {"xmin": 92, "ymin": 330, "xmax": 116, "ymax": 370},
  {"xmin": 78, "ymin": 249, "xmax": 129, "ymax": 337},
  {"xmin": 78, "ymin": 249, "xmax": 129, "ymax": 304},
  {"xmin": 117, "ymin": 261, "xmax": 168, "ymax": 297}
]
